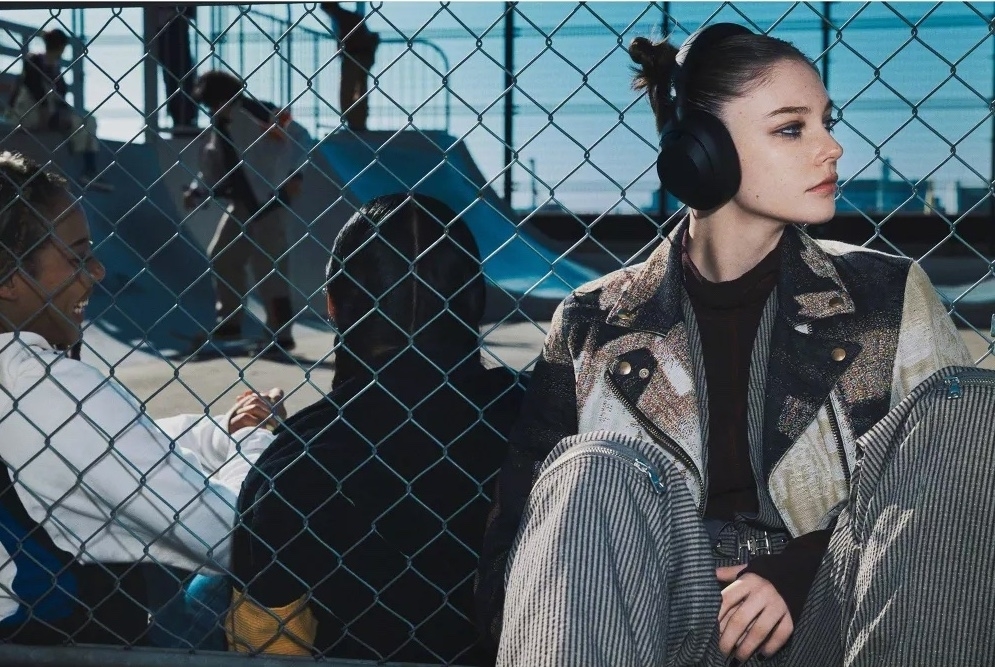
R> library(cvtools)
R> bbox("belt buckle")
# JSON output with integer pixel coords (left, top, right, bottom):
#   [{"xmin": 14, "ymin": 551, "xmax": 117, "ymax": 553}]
[{"xmin": 736, "ymin": 532, "xmax": 773, "ymax": 564}]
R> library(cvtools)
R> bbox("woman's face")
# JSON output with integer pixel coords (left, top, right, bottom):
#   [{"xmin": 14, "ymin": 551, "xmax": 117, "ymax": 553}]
[
  {"xmin": 1, "ymin": 193, "xmax": 106, "ymax": 349},
  {"xmin": 718, "ymin": 58, "xmax": 843, "ymax": 226}
]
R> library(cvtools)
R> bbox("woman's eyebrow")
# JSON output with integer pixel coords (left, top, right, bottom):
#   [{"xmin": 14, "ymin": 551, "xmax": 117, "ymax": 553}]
[
  {"xmin": 766, "ymin": 105, "xmax": 809, "ymax": 118},
  {"xmin": 766, "ymin": 99, "xmax": 835, "ymax": 119}
]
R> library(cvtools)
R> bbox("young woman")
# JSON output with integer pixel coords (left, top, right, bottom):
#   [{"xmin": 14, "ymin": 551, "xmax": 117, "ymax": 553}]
[
  {"xmin": 0, "ymin": 151, "xmax": 282, "ymax": 645},
  {"xmin": 227, "ymin": 194, "xmax": 525, "ymax": 665},
  {"xmin": 477, "ymin": 24, "xmax": 991, "ymax": 666}
]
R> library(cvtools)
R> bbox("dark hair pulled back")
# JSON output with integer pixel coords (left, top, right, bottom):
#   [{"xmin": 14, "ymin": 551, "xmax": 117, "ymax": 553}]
[
  {"xmin": 629, "ymin": 29, "xmax": 816, "ymax": 132},
  {"xmin": 0, "ymin": 152, "xmax": 69, "ymax": 284},
  {"xmin": 325, "ymin": 193, "xmax": 485, "ymax": 373}
]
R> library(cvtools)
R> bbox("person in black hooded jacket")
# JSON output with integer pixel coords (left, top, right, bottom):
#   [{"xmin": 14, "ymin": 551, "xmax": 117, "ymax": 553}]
[{"xmin": 226, "ymin": 193, "xmax": 526, "ymax": 666}]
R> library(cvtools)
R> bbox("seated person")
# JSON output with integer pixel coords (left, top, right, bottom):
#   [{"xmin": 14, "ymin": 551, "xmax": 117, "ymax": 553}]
[
  {"xmin": 0, "ymin": 151, "xmax": 281, "ymax": 645},
  {"xmin": 227, "ymin": 194, "xmax": 526, "ymax": 666},
  {"xmin": 6, "ymin": 29, "xmax": 110, "ymax": 191}
]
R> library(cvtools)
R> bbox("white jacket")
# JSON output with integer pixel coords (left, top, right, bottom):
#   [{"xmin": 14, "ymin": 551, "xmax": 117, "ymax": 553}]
[{"xmin": 0, "ymin": 332, "xmax": 273, "ymax": 622}]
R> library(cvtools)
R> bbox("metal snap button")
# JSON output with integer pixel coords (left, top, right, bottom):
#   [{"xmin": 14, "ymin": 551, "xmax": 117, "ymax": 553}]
[
  {"xmin": 831, "ymin": 347, "xmax": 846, "ymax": 362},
  {"xmin": 638, "ymin": 368, "xmax": 650, "ymax": 379},
  {"xmin": 828, "ymin": 296, "xmax": 844, "ymax": 309},
  {"xmin": 617, "ymin": 361, "xmax": 632, "ymax": 375}
]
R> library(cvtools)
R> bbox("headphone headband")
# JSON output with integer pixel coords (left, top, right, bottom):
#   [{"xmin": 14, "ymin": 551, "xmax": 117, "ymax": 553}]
[{"xmin": 670, "ymin": 23, "xmax": 753, "ymax": 121}]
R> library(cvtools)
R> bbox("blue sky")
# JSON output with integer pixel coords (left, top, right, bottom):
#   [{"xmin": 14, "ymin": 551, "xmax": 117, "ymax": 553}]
[{"xmin": 3, "ymin": 2, "xmax": 995, "ymax": 214}]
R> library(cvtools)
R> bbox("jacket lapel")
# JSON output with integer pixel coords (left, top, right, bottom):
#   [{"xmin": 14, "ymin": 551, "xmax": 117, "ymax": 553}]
[
  {"xmin": 602, "ymin": 221, "xmax": 705, "ymax": 475},
  {"xmin": 761, "ymin": 227, "xmax": 862, "ymax": 476}
]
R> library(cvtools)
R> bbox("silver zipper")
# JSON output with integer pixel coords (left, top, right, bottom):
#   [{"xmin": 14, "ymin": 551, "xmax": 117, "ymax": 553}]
[
  {"xmin": 942, "ymin": 370, "xmax": 995, "ymax": 399},
  {"xmin": 537, "ymin": 441, "xmax": 665, "ymax": 494},
  {"xmin": 604, "ymin": 367, "xmax": 705, "ymax": 514},
  {"xmin": 944, "ymin": 376, "xmax": 962, "ymax": 399},
  {"xmin": 826, "ymin": 394, "xmax": 851, "ymax": 485}
]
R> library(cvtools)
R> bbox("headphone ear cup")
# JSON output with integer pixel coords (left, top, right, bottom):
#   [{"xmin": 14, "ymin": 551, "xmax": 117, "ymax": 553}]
[{"xmin": 656, "ymin": 108, "xmax": 741, "ymax": 211}]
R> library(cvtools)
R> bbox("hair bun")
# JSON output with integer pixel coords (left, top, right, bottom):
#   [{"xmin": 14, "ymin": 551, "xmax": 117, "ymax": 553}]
[{"xmin": 628, "ymin": 36, "xmax": 655, "ymax": 67}]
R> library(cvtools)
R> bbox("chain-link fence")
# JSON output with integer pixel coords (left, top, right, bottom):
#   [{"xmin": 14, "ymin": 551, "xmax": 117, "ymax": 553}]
[{"xmin": 0, "ymin": 1, "xmax": 993, "ymax": 665}]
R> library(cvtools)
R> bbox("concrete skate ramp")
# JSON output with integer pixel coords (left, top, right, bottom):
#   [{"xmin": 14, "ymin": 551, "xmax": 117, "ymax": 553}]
[
  {"xmin": 1, "ymin": 125, "xmax": 598, "ymax": 356},
  {"xmin": 314, "ymin": 131, "xmax": 599, "ymax": 301}
]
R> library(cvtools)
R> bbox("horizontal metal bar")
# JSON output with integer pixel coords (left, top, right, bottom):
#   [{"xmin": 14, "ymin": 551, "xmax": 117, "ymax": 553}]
[{"xmin": 0, "ymin": 643, "xmax": 459, "ymax": 667}]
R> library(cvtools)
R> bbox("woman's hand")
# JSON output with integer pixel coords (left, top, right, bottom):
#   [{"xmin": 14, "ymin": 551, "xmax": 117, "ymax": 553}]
[
  {"xmin": 715, "ymin": 567, "xmax": 794, "ymax": 662},
  {"xmin": 228, "ymin": 388, "xmax": 286, "ymax": 434}
]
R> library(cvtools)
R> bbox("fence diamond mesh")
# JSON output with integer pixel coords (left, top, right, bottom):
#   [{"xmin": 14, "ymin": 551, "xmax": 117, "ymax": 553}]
[{"xmin": 0, "ymin": 2, "xmax": 993, "ymax": 665}]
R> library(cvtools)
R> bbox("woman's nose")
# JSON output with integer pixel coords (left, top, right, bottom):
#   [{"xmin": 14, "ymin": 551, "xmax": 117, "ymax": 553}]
[
  {"xmin": 823, "ymin": 132, "xmax": 844, "ymax": 162},
  {"xmin": 87, "ymin": 257, "xmax": 106, "ymax": 283}
]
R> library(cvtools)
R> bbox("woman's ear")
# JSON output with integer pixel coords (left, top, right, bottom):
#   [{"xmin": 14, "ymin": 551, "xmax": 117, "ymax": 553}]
[
  {"xmin": 326, "ymin": 292, "xmax": 337, "ymax": 325},
  {"xmin": 0, "ymin": 275, "xmax": 20, "ymax": 302}
]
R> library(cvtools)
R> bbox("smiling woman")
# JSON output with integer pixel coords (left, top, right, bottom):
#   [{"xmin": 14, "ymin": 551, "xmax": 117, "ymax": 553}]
[
  {"xmin": 0, "ymin": 151, "xmax": 284, "ymax": 647},
  {"xmin": 0, "ymin": 160, "xmax": 105, "ymax": 350}
]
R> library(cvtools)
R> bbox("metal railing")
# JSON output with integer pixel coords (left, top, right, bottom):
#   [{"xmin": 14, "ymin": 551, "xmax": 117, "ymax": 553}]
[{"xmin": 200, "ymin": 5, "xmax": 452, "ymax": 135}]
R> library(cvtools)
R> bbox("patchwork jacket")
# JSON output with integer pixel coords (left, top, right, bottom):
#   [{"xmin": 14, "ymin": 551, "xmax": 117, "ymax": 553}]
[{"xmin": 476, "ymin": 219, "xmax": 971, "ymax": 643}]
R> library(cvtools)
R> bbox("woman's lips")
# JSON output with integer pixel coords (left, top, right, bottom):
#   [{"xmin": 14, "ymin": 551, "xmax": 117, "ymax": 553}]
[{"xmin": 808, "ymin": 181, "xmax": 838, "ymax": 195}]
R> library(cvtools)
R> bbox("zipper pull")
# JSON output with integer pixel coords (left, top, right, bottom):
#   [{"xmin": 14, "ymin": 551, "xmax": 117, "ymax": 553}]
[
  {"xmin": 632, "ymin": 459, "xmax": 665, "ymax": 494},
  {"xmin": 944, "ymin": 376, "xmax": 962, "ymax": 400}
]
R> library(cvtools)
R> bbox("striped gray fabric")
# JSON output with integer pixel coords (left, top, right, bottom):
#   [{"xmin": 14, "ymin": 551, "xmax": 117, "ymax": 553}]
[
  {"xmin": 499, "ymin": 367, "xmax": 995, "ymax": 666},
  {"xmin": 682, "ymin": 295, "xmax": 711, "ymax": 483},
  {"xmin": 786, "ymin": 366, "xmax": 995, "ymax": 666},
  {"xmin": 497, "ymin": 430, "xmax": 720, "ymax": 667},
  {"xmin": 748, "ymin": 291, "xmax": 781, "ymax": 530}
]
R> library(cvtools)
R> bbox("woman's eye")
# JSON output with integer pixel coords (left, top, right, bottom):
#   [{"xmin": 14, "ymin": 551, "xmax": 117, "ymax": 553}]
[
  {"xmin": 824, "ymin": 117, "xmax": 838, "ymax": 132},
  {"xmin": 777, "ymin": 123, "xmax": 803, "ymax": 138}
]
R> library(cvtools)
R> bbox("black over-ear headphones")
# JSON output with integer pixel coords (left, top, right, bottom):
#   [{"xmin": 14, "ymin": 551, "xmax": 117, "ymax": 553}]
[{"xmin": 656, "ymin": 23, "xmax": 753, "ymax": 211}]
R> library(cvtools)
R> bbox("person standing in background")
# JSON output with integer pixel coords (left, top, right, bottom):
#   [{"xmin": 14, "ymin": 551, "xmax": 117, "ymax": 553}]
[
  {"xmin": 183, "ymin": 70, "xmax": 303, "ymax": 355},
  {"xmin": 320, "ymin": 2, "xmax": 379, "ymax": 132},
  {"xmin": 150, "ymin": 5, "xmax": 199, "ymax": 134},
  {"xmin": 7, "ymin": 29, "xmax": 111, "ymax": 191}
]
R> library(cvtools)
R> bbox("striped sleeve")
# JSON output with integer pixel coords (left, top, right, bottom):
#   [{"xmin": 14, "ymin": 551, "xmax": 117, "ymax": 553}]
[{"xmin": 497, "ymin": 433, "xmax": 719, "ymax": 667}]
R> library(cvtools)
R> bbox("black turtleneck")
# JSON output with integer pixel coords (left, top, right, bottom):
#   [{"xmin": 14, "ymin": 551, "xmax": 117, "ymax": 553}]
[
  {"xmin": 682, "ymin": 232, "xmax": 781, "ymax": 521},
  {"xmin": 682, "ymin": 231, "xmax": 833, "ymax": 623}
]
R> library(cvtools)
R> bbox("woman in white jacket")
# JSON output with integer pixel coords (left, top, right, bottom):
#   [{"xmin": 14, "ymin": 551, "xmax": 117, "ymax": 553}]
[{"xmin": 0, "ymin": 151, "xmax": 280, "ymax": 645}]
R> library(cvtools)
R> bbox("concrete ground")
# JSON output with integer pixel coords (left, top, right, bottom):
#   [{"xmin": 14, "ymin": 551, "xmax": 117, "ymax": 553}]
[
  {"xmin": 79, "ymin": 317, "xmax": 994, "ymax": 421},
  {"xmin": 80, "ymin": 318, "xmax": 549, "ymax": 420}
]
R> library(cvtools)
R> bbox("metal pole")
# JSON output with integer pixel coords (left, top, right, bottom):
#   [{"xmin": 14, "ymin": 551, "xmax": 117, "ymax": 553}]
[
  {"xmin": 142, "ymin": 8, "xmax": 159, "ymax": 140},
  {"xmin": 529, "ymin": 157, "xmax": 537, "ymax": 209},
  {"xmin": 285, "ymin": 5, "xmax": 293, "ymax": 107},
  {"xmin": 70, "ymin": 8, "xmax": 85, "ymax": 116},
  {"xmin": 989, "ymin": 8, "xmax": 995, "ymax": 256},
  {"xmin": 658, "ymin": 2, "xmax": 671, "ymax": 218},
  {"xmin": 821, "ymin": 2, "xmax": 832, "ymax": 89},
  {"xmin": 503, "ymin": 2, "xmax": 515, "ymax": 207}
]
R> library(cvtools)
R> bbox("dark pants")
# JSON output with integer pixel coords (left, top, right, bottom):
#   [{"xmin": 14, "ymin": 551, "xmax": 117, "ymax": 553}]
[
  {"xmin": 206, "ymin": 200, "xmax": 292, "ymax": 339},
  {"xmin": 341, "ymin": 39, "xmax": 378, "ymax": 131},
  {"xmin": 153, "ymin": 6, "xmax": 198, "ymax": 127}
]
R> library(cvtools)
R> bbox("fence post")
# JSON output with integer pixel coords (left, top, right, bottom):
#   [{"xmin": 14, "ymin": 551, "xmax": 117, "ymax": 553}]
[
  {"xmin": 503, "ymin": 2, "xmax": 515, "ymax": 207},
  {"xmin": 142, "ymin": 7, "xmax": 159, "ymax": 140},
  {"xmin": 821, "ymin": 1, "xmax": 832, "ymax": 89}
]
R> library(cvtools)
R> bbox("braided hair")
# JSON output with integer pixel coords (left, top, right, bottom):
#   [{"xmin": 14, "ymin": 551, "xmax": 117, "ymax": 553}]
[{"xmin": 0, "ymin": 151, "xmax": 69, "ymax": 285}]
